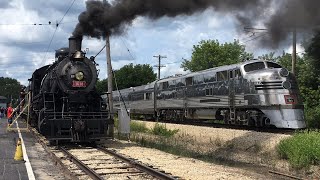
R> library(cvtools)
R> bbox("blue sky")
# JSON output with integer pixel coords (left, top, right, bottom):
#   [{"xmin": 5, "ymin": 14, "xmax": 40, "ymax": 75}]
[{"xmin": 0, "ymin": 0, "xmax": 304, "ymax": 86}]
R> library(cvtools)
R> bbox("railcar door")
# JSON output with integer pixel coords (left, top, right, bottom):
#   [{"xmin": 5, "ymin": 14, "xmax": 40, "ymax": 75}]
[{"xmin": 228, "ymin": 69, "xmax": 236, "ymax": 123}]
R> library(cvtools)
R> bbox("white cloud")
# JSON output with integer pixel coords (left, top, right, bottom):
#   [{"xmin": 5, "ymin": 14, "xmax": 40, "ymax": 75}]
[{"xmin": 0, "ymin": 0, "xmax": 307, "ymax": 86}]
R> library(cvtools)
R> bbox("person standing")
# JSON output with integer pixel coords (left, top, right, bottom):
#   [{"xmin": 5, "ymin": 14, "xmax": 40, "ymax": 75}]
[
  {"xmin": 7, "ymin": 103, "xmax": 13, "ymax": 125},
  {"xmin": 0, "ymin": 107, "xmax": 3, "ymax": 118},
  {"xmin": 19, "ymin": 86, "xmax": 27, "ymax": 112}
]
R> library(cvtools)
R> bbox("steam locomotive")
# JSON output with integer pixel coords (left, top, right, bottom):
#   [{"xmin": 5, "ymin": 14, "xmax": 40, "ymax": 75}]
[
  {"xmin": 112, "ymin": 60, "xmax": 306, "ymax": 129},
  {"xmin": 28, "ymin": 36, "xmax": 113, "ymax": 143}
]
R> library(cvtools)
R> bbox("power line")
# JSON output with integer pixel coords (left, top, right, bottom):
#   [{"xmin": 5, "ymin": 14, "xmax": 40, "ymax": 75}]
[
  {"xmin": 0, "ymin": 22, "xmax": 53, "ymax": 26},
  {"xmin": 94, "ymin": 45, "xmax": 106, "ymax": 58},
  {"xmin": 120, "ymin": 37, "xmax": 135, "ymax": 60},
  {"xmin": 42, "ymin": 0, "xmax": 76, "ymax": 62},
  {"xmin": 58, "ymin": 0, "xmax": 76, "ymax": 25},
  {"xmin": 242, "ymin": 33, "xmax": 268, "ymax": 44}
]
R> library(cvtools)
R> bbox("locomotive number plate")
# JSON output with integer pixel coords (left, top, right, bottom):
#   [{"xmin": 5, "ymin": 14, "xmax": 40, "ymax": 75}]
[{"xmin": 72, "ymin": 81, "xmax": 87, "ymax": 87}]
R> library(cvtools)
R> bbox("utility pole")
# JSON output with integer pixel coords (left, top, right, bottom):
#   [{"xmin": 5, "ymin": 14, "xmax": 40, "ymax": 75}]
[
  {"xmin": 153, "ymin": 55, "xmax": 166, "ymax": 80},
  {"xmin": 106, "ymin": 34, "xmax": 114, "ymax": 137},
  {"xmin": 292, "ymin": 28, "xmax": 297, "ymax": 75}
]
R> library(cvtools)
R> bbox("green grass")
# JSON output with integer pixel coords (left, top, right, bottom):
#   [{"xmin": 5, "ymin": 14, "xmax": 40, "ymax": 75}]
[
  {"xmin": 277, "ymin": 130, "xmax": 320, "ymax": 169},
  {"xmin": 130, "ymin": 121, "xmax": 149, "ymax": 133},
  {"xmin": 151, "ymin": 123, "xmax": 179, "ymax": 137}
]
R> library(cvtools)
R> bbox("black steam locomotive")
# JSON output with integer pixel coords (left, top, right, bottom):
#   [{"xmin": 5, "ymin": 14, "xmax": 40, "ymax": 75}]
[{"xmin": 28, "ymin": 36, "xmax": 113, "ymax": 143}]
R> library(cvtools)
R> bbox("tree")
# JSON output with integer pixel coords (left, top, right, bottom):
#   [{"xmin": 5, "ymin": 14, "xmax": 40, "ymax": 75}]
[
  {"xmin": 0, "ymin": 77, "xmax": 22, "ymax": 105},
  {"xmin": 181, "ymin": 39, "xmax": 253, "ymax": 72},
  {"xmin": 113, "ymin": 63, "xmax": 157, "ymax": 90},
  {"xmin": 96, "ymin": 78, "xmax": 108, "ymax": 94},
  {"xmin": 96, "ymin": 64, "xmax": 157, "ymax": 93},
  {"xmin": 306, "ymin": 30, "xmax": 320, "ymax": 73}
]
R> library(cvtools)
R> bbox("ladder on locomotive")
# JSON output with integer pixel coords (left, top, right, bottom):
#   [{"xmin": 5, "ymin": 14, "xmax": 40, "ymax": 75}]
[{"xmin": 43, "ymin": 92, "xmax": 56, "ymax": 118}]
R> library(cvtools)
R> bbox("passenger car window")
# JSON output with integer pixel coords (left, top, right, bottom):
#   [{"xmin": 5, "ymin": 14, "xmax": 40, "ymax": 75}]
[
  {"xmin": 186, "ymin": 77, "xmax": 193, "ymax": 86},
  {"xmin": 193, "ymin": 75, "xmax": 204, "ymax": 84},
  {"xmin": 203, "ymin": 72, "xmax": 216, "ymax": 82},
  {"xmin": 244, "ymin": 62, "xmax": 265, "ymax": 72},
  {"xmin": 217, "ymin": 71, "xmax": 228, "ymax": 81}
]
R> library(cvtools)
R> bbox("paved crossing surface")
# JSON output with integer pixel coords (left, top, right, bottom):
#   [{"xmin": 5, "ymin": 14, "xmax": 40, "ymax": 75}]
[
  {"xmin": 0, "ymin": 117, "xmax": 66, "ymax": 180},
  {"xmin": 0, "ymin": 118, "xmax": 28, "ymax": 180}
]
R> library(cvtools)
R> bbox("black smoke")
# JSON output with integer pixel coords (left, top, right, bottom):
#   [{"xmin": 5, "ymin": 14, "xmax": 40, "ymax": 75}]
[
  {"xmin": 73, "ymin": 0, "xmax": 320, "ymax": 47},
  {"xmin": 73, "ymin": 0, "xmax": 269, "ymax": 38},
  {"xmin": 262, "ymin": 0, "xmax": 320, "ymax": 47}
]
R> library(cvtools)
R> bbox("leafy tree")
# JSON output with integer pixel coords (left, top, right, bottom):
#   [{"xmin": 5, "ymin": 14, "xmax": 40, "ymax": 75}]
[
  {"xmin": 96, "ymin": 78, "xmax": 108, "ymax": 94},
  {"xmin": 113, "ymin": 63, "xmax": 157, "ymax": 90},
  {"xmin": 306, "ymin": 30, "xmax": 320, "ymax": 73},
  {"xmin": 96, "ymin": 64, "xmax": 157, "ymax": 93},
  {"xmin": 0, "ymin": 77, "xmax": 22, "ymax": 106},
  {"xmin": 258, "ymin": 52, "xmax": 276, "ymax": 61},
  {"xmin": 181, "ymin": 39, "xmax": 253, "ymax": 72}
]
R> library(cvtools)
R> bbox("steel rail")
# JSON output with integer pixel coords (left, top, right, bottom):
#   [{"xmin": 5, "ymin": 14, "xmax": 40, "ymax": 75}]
[
  {"xmin": 59, "ymin": 147, "xmax": 104, "ymax": 180},
  {"xmin": 97, "ymin": 146, "xmax": 177, "ymax": 180},
  {"xmin": 269, "ymin": 170, "xmax": 304, "ymax": 180}
]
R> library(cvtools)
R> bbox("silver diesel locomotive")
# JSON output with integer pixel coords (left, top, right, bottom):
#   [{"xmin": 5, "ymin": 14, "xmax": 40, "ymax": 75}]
[{"xmin": 113, "ymin": 60, "xmax": 306, "ymax": 129}]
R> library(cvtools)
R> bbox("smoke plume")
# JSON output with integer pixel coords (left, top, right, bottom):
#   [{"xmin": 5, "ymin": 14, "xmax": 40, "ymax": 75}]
[{"xmin": 73, "ymin": 0, "xmax": 320, "ymax": 47}]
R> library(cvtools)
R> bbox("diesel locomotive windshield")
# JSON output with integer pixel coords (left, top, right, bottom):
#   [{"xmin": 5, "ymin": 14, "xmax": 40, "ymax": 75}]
[{"xmin": 244, "ymin": 61, "xmax": 283, "ymax": 72}]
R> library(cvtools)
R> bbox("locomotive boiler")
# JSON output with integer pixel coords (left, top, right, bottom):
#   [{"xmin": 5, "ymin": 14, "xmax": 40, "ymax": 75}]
[
  {"xmin": 112, "ymin": 60, "xmax": 306, "ymax": 129},
  {"xmin": 28, "ymin": 36, "xmax": 113, "ymax": 143}
]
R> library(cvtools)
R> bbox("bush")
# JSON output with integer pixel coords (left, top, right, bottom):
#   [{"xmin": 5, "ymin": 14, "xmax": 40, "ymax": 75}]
[
  {"xmin": 305, "ymin": 105, "xmax": 320, "ymax": 129},
  {"xmin": 151, "ymin": 123, "xmax": 179, "ymax": 137},
  {"xmin": 277, "ymin": 130, "xmax": 320, "ymax": 169}
]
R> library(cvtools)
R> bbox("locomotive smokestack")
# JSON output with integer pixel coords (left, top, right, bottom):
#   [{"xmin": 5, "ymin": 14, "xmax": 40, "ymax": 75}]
[{"xmin": 69, "ymin": 36, "xmax": 83, "ymax": 56}]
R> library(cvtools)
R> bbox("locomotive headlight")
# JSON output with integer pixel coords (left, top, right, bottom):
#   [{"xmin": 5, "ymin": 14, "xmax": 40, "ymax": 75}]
[
  {"xmin": 75, "ymin": 71, "xmax": 84, "ymax": 81},
  {"xmin": 282, "ymin": 81, "xmax": 292, "ymax": 89},
  {"xmin": 279, "ymin": 68, "xmax": 289, "ymax": 77}
]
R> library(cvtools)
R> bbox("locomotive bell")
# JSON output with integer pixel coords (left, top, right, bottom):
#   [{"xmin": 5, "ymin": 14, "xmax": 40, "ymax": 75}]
[{"xmin": 73, "ymin": 51, "xmax": 84, "ymax": 59}]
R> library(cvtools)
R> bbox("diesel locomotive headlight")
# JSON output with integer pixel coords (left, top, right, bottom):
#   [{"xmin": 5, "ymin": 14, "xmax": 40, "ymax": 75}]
[
  {"xmin": 279, "ymin": 68, "xmax": 289, "ymax": 77},
  {"xmin": 75, "ymin": 71, "xmax": 84, "ymax": 81},
  {"xmin": 282, "ymin": 81, "xmax": 291, "ymax": 89}
]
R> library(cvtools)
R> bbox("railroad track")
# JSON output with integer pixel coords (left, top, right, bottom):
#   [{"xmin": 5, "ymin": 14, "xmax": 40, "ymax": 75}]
[
  {"xmin": 54, "ymin": 145, "xmax": 178, "ymax": 180},
  {"xmin": 136, "ymin": 118, "xmax": 297, "ymax": 135}
]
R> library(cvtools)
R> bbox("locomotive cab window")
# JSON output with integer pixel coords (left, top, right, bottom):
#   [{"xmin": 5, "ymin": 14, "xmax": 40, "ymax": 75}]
[
  {"xmin": 244, "ymin": 62, "xmax": 265, "ymax": 72},
  {"xmin": 267, "ymin": 62, "xmax": 282, "ymax": 69}
]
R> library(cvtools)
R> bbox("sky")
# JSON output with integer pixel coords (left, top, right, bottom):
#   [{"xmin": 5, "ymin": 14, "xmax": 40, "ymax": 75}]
[{"xmin": 0, "ymin": 0, "xmax": 307, "ymax": 86}]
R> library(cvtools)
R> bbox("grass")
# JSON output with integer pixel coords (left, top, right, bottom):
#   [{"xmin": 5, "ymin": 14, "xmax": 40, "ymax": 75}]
[
  {"xmin": 150, "ymin": 123, "xmax": 179, "ymax": 137},
  {"xmin": 277, "ymin": 130, "xmax": 320, "ymax": 169},
  {"xmin": 130, "ymin": 121, "xmax": 149, "ymax": 133}
]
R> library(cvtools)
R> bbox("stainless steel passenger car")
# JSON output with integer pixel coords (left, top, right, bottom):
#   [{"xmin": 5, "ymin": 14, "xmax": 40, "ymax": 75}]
[{"xmin": 113, "ymin": 60, "xmax": 306, "ymax": 129}]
